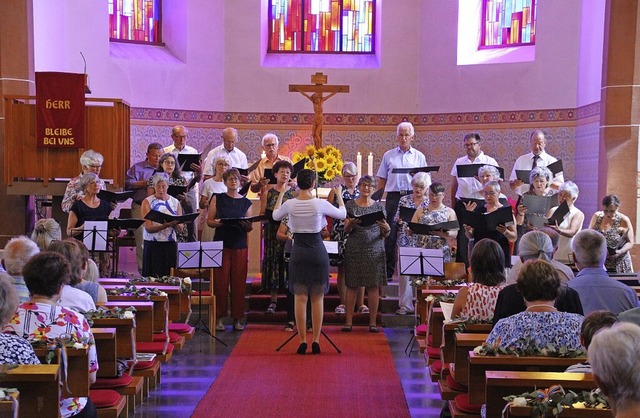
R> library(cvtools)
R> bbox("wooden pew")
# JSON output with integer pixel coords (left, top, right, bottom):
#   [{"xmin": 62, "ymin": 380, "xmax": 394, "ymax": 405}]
[
  {"xmin": 93, "ymin": 328, "xmax": 117, "ymax": 378},
  {"xmin": 0, "ymin": 390, "xmax": 18, "ymax": 417},
  {"xmin": 484, "ymin": 371, "xmax": 602, "ymax": 418},
  {"xmin": 102, "ymin": 284, "xmax": 182, "ymax": 324},
  {"xmin": 90, "ymin": 317, "xmax": 137, "ymax": 365},
  {"xmin": 441, "ymin": 322, "xmax": 492, "ymax": 364},
  {"xmin": 97, "ymin": 301, "xmax": 154, "ymax": 343},
  {"xmin": 467, "ymin": 352, "xmax": 587, "ymax": 404},
  {"xmin": 34, "ymin": 346, "xmax": 90, "ymax": 398},
  {"xmin": 0, "ymin": 364, "xmax": 60, "ymax": 418},
  {"xmin": 451, "ymin": 333, "xmax": 488, "ymax": 387}
]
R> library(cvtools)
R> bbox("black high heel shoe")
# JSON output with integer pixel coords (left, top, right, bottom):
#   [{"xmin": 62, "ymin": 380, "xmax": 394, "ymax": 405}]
[
  {"xmin": 311, "ymin": 342, "xmax": 321, "ymax": 354},
  {"xmin": 297, "ymin": 342, "xmax": 307, "ymax": 355}
]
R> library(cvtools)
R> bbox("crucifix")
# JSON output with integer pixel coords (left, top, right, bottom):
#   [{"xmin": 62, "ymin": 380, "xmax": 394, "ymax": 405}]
[{"xmin": 289, "ymin": 72, "xmax": 349, "ymax": 148}]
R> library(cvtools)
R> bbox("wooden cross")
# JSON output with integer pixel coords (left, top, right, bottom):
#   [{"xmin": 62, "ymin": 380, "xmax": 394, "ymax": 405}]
[{"xmin": 289, "ymin": 72, "xmax": 349, "ymax": 148}]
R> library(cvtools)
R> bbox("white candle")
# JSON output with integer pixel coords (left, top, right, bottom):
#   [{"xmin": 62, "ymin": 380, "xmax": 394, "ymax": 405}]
[
  {"xmin": 356, "ymin": 152, "xmax": 362, "ymax": 179},
  {"xmin": 368, "ymin": 152, "xmax": 374, "ymax": 176},
  {"xmin": 261, "ymin": 151, "xmax": 266, "ymax": 159}
]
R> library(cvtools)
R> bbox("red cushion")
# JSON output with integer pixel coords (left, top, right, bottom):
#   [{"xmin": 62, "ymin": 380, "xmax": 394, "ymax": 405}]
[
  {"xmin": 416, "ymin": 324, "xmax": 427, "ymax": 336},
  {"xmin": 426, "ymin": 345, "xmax": 440, "ymax": 358},
  {"xmin": 430, "ymin": 359, "xmax": 443, "ymax": 374},
  {"xmin": 446, "ymin": 374, "xmax": 467, "ymax": 392},
  {"xmin": 91, "ymin": 373, "xmax": 133, "ymax": 389},
  {"xmin": 454, "ymin": 393, "xmax": 483, "ymax": 414},
  {"xmin": 168, "ymin": 323, "xmax": 193, "ymax": 333},
  {"xmin": 130, "ymin": 359, "xmax": 157, "ymax": 370},
  {"xmin": 153, "ymin": 332, "xmax": 181, "ymax": 343},
  {"xmin": 137, "ymin": 341, "xmax": 175, "ymax": 354},
  {"xmin": 89, "ymin": 389, "xmax": 121, "ymax": 408}
]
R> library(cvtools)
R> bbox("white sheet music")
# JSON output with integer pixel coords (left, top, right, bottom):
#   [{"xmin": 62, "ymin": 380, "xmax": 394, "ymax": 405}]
[
  {"xmin": 322, "ymin": 241, "xmax": 339, "ymax": 255},
  {"xmin": 398, "ymin": 247, "xmax": 444, "ymax": 276},
  {"xmin": 178, "ymin": 241, "xmax": 223, "ymax": 268}
]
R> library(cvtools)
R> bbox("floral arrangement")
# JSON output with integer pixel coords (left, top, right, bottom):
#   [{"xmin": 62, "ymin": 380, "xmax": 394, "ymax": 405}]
[
  {"xmin": 106, "ymin": 284, "xmax": 168, "ymax": 300},
  {"xmin": 424, "ymin": 292, "xmax": 457, "ymax": 303},
  {"xmin": 135, "ymin": 275, "xmax": 191, "ymax": 293},
  {"xmin": 292, "ymin": 145, "xmax": 344, "ymax": 185},
  {"xmin": 474, "ymin": 337, "xmax": 586, "ymax": 358},
  {"xmin": 504, "ymin": 385, "xmax": 609, "ymax": 416},
  {"xmin": 83, "ymin": 306, "xmax": 137, "ymax": 326},
  {"xmin": 413, "ymin": 277, "xmax": 467, "ymax": 287}
]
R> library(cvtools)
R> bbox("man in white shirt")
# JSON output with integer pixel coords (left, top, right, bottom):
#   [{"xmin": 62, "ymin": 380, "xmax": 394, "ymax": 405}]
[
  {"xmin": 376, "ymin": 122, "xmax": 429, "ymax": 280},
  {"xmin": 203, "ymin": 127, "xmax": 248, "ymax": 180},
  {"xmin": 509, "ymin": 130, "xmax": 564, "ymax": 195},
  {"xmin": 249, "ymin": 133, "xmax": 292, "ymax": 194},
  {"xmin": 164, "ymin": 125, "xmax": 200, "ymax": 241},
  {"xmin": 450, "ymin": 133, "xmax": 499, "ymax": 266}
]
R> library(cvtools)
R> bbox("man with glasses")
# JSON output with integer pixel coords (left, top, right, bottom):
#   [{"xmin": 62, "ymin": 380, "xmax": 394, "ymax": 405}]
[
  {"xmin": 249, "ymin": 133, "xmax": 292, "ymax": 194},
  {"xmin": 376, "ymin": 122, "xmax": 429, "ymax": 280},
  {"xmin": 450, "ymin": 133, "xmax": 499, "ymax": 266},
  {"xmin": 165, "ymin": 125, "xmax": 201, "ymax": 241},
  {"xmin": 509, "ymin": 130, "xmax": 564, "ymax": 196},
  {"xmin": 203, "ymin": 127, "xmax": 248, "ymax": 181}
]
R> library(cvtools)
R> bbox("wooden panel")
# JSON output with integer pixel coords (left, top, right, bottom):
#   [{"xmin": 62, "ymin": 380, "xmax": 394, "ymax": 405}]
[
  {"xmin": 34, "ymin": 347, "xmax": 89, "ymax": 398},
  {"xmin": 92, "ymin": 327, "xmax": 118, "ymax": 378},
  {"xmin": 1, "ymin": 364, "xmax": 60, "ymax": 418},
  {"xmin": 3, "ymin": 96, "xmax": 130, "ymax": 191},
  {"xmin": 97, "ymin": 301, "xmax": 154, "ymax": 342},
  {"xmin": 90, "ymin": 317, "xmax": 136, "ymax": 361}
]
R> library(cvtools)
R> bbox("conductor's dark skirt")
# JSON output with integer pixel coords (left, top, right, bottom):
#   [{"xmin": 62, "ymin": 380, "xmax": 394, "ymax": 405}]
[{"xmin": 288, "ymin": 232, "xmax": 329, "ymax": 296}]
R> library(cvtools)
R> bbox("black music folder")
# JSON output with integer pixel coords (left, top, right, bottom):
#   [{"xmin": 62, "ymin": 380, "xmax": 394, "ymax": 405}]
[
  {"xmin": 399, "ymin": 206, "xmax": 416, "ymax": 223},
  {"xmin": 371, "ymin": 188, "xmax": 384, "ymax": 201},
  {"xmin": 238, "ymin": 181, "xmax": 251, "ymax": 196},
  {"xmin": 463, "ymin": 205, "xmax": 514, "ymax": 231},
  {"xmin": 144, "ymin": 210, "xmax": 199, "ymax": 224},
  {"xmin": 459, "ymin": 197, "xmax": 485, "ymax": 207},
  {"xmin": 177, "ymin": 154, "xmax": 200, "ymax": 172},
  {"xmin": 167, "ymin": 185, "xmax": 188, "ymax": 198},
  {"xmin": 456, "ymin": 164, "xmax": 505, "ymax": 179},
  {"xmin": 515, "ymin": 159, "xmax": 563, "ymax": 183},
  {"xmin": 408, "ymin": 220, "xmax": 459, "ymax": 234},
  {"xmin": 547, "ymin": 201, "xmax": 570, "ymax": 226},
  {"xmin": 97, "ymin": 189, "xmax": 135, "ymax": 203},
  {"xmin": 349, "ymin": 210, "xmax": 385, "ymax": 227},
  {"xmin": 107, "ymin": 218, "xmax": 145, "ymax": 230},
  {"xmin": 391, "ymin": 166, "xmax": 440, "ymax": 174},
  {"xmin": 219, "ymin": 215, "xmax": 268, "ymax": 225}
]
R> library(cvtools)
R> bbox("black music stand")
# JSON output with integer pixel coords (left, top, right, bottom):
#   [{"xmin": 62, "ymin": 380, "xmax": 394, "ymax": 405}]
[
  {"xmin": 398, "ymin": 247, "xmax": 445, "ymax": 356},
  {"xmin": 177, "ymin": 241, "xmax": 226, "ymax": 346},
  {"xmin": 276, "ymin": 240, "xmax": 342, "ymax": 353}
]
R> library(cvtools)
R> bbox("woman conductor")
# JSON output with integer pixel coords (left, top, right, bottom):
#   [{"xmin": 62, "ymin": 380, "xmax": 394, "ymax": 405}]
[{"xmin": 272, "ymin": 169, "xmax": 346, "ymax": 354}]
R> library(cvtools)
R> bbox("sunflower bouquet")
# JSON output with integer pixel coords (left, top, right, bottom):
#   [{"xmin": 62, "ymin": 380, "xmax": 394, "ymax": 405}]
[{"xmin": 292, "ymin": 144, "xmax": 344, "ymax": 185}]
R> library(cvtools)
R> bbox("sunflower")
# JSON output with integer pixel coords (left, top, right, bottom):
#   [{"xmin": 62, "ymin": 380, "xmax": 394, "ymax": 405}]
[
  {"xmin": 292, "ymin": 151, "xmax": 305, "ymax": 163},
  {"xmin": 305, "ymin": 145, "xmax": 316, "ymax": 157},
  {"xmin": 324, "ymin": 168, "xmax": 337, "ymax": 180},
  {"xmin": 314, "ymin": 158, "xmax": 328, "ymax": 172},
  {"xmin": 325, "ymin": 155, "xmax": 336, "ymax": 166}
]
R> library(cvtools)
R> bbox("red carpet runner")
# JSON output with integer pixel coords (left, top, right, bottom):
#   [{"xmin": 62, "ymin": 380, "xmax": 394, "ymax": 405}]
[{"xmin": 192, "ymin": 325, "xmax": 411, "ymax": 418}]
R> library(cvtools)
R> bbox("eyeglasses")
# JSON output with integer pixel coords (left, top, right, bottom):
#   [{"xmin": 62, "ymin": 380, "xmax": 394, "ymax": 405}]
[
  {"xmin": 464, "ymin": 142, "xmax": 479, "ymax": 148},
  {"xmin": 483, "ymin": 190, "xmax": 498, "ymax": 196},
  {"xmin": 162, "ymin": 160, "xmax": 176, "ymax": 165},
  {"xmin": 359, "ymin": 184, "xmax": 374, "ymax": 189},
  {"xmin": 88, "ymin": 165, "xmax": 102, "ymax": 169}
]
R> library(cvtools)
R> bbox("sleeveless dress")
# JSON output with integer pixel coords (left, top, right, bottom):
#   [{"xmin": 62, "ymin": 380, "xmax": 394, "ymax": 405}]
[
  {"xmin": 261, "ymin": 187, "xmax": 294, "ymax": 290},
  {"xmin": 343, "ymin": 200, "xmax": 387, "ymax": 288},
  {"xmin": 593, "ymin": 213, "xmax": 633, "ymax": 273},
  {"xmin": 459, "ymin": 282, "xmax": 506, "ymax": 321},
  {"xmin": 415, "ymin": 205, "xmax": 453, "ymax": 262},
  {"xmin": 142, "ymin": 194, "xmax": 181, "ymax": 277}
]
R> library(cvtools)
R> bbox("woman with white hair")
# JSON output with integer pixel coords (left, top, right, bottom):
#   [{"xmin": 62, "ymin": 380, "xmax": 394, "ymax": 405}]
[
  {"xmin": 141, "ymin": 173, "xmax": 185, "ymax": 277},
  {"xmin": 62, "ymin": 149, "xmax": 107, "ymax": 213},
  {"xmin": 548, "ymin": 181, "xmax": 584, "ymax": 264},
  {"xmin": 199, "ymin": 155, "xmax": 230, "ymax": 241},
  {"xmin": 327, "ymin": 161, "xmax": 365, "ymax": 317},
  {"xmin": 589, "ymin": 322, "xmax": 640, "ymax": 416},
  {"xmin": 515, "ymin": 166, "xmax": 557, "ymax": 232}
]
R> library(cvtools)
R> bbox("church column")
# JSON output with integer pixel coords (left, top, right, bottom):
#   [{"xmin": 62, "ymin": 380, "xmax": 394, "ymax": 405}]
[{"xmin": 0, "ymin": 0, "xmax": 34, "ymax": 244}]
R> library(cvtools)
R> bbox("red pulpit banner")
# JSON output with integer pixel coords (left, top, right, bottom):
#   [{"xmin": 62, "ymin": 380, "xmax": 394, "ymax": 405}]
[{"xmin": 35, "ymin": 72, "xmax": 85, "ymax": 148}]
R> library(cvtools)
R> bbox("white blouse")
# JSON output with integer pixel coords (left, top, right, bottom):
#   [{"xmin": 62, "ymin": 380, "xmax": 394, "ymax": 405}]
[{"xmin": 273, "ymin": 198, "xmax": 346, "ymax": 233}]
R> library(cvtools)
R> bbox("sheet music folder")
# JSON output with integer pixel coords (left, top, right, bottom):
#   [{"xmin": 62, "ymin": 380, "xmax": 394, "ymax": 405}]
[
  {"xmin": 391, "ymin": 166, "xmax": 439, "ymax": 174},
  {"xmin": 399, "ymin": 206, "xmax": 416, "ymax": 223},
  {"xmin": 349, "ymin": 210, "xmax": 385, "ymax": 227},
  {"xmin": 408, "ymin": 220, "xmax": 459, "ymax": 234},
  {"xmin": 97, "ymin": 189, "xmax": 135, "ymax": 203},
  {"xmin": 456, "ymin": 164, "xmax": 505, "ymax": 179},
  {"xmin": 464, "ymin": 205, "xmax": 514, "ymax": 231},
  {"xmin": 144, "ymin": 210, "xmax": 199, "ymax": 224},
  {"xmin": 177, "ymin": 154, "xmax": 200, "ymax": 172},
  {"xmin": 107, "ymin": 218, "xmax": 145, "ymax": 230},
  {"xmin": 515, "ymin": 159, "xmax": 564, "ymax": 182},
  {"xmin": 219, "ymin": 215, "xmax": 268, "ymax": 224},
  {"xmin": 547, "ymin": 201, "xmax": 570, "ymax": 226},
  {"xmin": 398, "ymin": 247, "xmax": 445, "ymax": 276}
]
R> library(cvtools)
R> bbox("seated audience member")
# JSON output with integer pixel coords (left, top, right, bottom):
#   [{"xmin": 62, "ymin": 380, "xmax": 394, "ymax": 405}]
[
  {"xmin": 1, "ymin": 236, "xmax": 39, "ymax": 303},
  {"xmin": 31, "ymin": 218, "xmax": 62, "ymax": 251},
  {"xmin": 589, "ymin": 322, "xmax": 640, "ymax": 417},
  {"xmin": 451, "ymin": 239, "xmax": 506, "ymax": 321},
  {"xmin": 0, "ymin": 273, "xmax": 40, "ymax": 364},
  {"xmin": 568, "ymin": 229, "xmax": 638, "ymax": 315},
  {"xmin": 486, "ymin": 259, "xmax": 583, "ymax": 351},
  {"xmin": 48, "ymin": 240, "xmax": 96, "ymax": 313},
  {"xmin": 493, "ymin": 231, "xmax": 583, "ymax": 326},
  {"xmin": 4, "ymin": 252, "xmax": 98, "ymax": 418},
  {"xmin": 618, "ymin": 306, "xmax": 640, "ymax": 327},
  {"xmin": 508, "ymin": 228, "xmax": 574, "ymax": 285},
  {"xmin": 565, "ymin": 310, "xmax": 618, "ymax": 373},
  {"xmin": 75, "ymin": 242, "xmax": 107, "ymax": 303}
]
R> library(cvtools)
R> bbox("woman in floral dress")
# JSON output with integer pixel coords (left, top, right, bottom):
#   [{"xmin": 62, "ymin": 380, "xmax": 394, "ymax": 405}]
[
  {"xmin": 589, "ymin": 194, "xmax": 634, "ymax": 273},
  {"xmin": 260, "ymin": 160, "xmax": 295, "ymax": 314}
]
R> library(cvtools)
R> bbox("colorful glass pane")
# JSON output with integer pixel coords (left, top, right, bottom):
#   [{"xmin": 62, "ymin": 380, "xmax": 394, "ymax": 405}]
[
  {"xmin": 269, "ymin": 0, "xmax": 374, "ymax": 53},
  {"xmin": 481, "ymin": 0, "xmax": 536, "ymax": 48},
  {"xmin": 109, "ymin": 0, "xmax": 161, "ymax": 43}
]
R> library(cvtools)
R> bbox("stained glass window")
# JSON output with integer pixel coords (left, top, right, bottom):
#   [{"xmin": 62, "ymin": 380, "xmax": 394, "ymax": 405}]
[
  {"xmin": 481, "ymin": 0, "xmax": 537, "ymax": 48},
  {"xmin": 109, "ymin": 0, "xmax": 161, "ymax": 44},
  {"xmin": 269, "ymin": 0, "xmax": 375, "ymax": 53}
]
